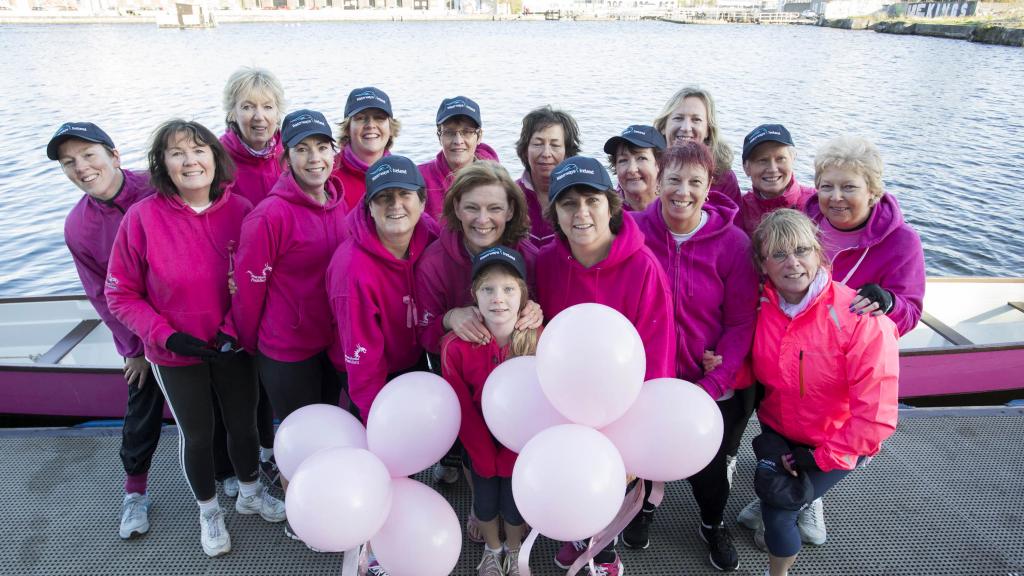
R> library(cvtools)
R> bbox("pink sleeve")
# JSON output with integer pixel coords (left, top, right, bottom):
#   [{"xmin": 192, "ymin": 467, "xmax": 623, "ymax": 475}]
[
  {"xmin": 415, "ymin": 255, "xmax": 448, "ymax": 355},
  {"xmin": 232, "ymin": 211, "xmax": 276, "ymax": 351},
  {"xmin": 335, "ymin": 279, "xmax": 387, "ymax": 418}
]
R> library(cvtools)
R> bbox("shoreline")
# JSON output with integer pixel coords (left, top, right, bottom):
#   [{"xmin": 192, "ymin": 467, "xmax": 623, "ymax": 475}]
[{"xmin": 820, "ymin": 16, "xmax": 1024, "ymax": 47}]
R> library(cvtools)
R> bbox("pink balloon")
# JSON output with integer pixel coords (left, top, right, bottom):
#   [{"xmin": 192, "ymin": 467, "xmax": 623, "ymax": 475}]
[
  {"xmin": 512, "ymin": 424, "xmax": 626, "ymax": 542},
  {"xmin": 367, "ymin": 371, "xmax": 461, "ymax": 478},
  {"xmin": 274, "ymin": 403, "xmax": 367, "ymax": 480},
  {"xmin": 482, "ymin": 355, "xmax": 571, "ymax": 453},
  {"xmin": 536, "ymin": 303, "xmax": 645, "ymax": 428},
  {"xmin": 285, "ymin": 447, "xmax": 392, "ymax": 552},
  {"xmin": 601, "ymin": 378, "xmax": 723, "ymax": 482},
  {"xmin": 370, "ymin": 478, "xmax": 461, "ymax": 576}
]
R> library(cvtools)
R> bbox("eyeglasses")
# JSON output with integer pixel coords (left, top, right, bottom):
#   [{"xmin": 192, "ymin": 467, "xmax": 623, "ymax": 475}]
[
  {"xmin": 767, "ymin": 245, "xmax": 814, "ymax": 263},
  {"xmin": 438, "ymin": 128, "xmax": 480, "ymax": 141}
]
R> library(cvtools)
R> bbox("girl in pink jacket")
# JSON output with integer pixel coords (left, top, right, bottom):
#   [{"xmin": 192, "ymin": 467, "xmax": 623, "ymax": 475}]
[
  {"xmin": 749, "ymin": 209, "xmax": 899, "ymax": 576},
  {"xmin": 106, "ymin": 120, "xmax": 285, "ymax": 558},
  {"xmin": 441, "ymin": 246, "xmax": 538, "ymax": 576}
]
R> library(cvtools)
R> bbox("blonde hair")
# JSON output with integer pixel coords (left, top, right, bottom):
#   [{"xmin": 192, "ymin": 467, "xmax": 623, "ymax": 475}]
[
  {"xmin": 471, "ymin": 266, "xmax": 538, "ymax": 358},
  {"xmin": 222, "ymin": 67, "xmax": 286, "ymax": 129},
  {"xmin": 814, "ymin": 135, "xmax": 886, "ymax": 201},
  {"xmin": 751, "ymin": 209, "xmax": 829, "ymax": 272},
  {"xmin": 652, "ymin": 86, "xmax": 734, "ymax": 178},
  {"xmin": 336, "ymin": 115, "xmax": 402, "ymax": 151}
]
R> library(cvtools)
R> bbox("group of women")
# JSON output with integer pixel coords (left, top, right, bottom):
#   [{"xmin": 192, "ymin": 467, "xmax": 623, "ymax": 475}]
[{"xmin": 52, "ymin": 64, "xmax": 924, "ymax": 576}]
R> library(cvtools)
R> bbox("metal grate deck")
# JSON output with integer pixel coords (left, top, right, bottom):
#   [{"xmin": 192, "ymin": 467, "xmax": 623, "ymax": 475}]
[{"xmin": 1, "ymin": 409, "xmax": 1022, "ymax": 575}]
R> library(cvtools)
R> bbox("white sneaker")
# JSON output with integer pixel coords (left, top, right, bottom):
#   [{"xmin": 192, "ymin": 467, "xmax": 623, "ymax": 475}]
[
  {"xmin": 725, "ymin": 455, "xmax": 738, "ymax": 488},
  {"xmin": 477, "ymin": 547, "xmax": 505, "ymax": 576},
  {"xmin": 222, "ymin": 476, "xmax": 239, "ymax": 498},
  {"xmin": 119, "ymin": 493, "xmax": 150, "ymax": 539},
  {"xmin": 235, "ymin": 485, "xmax": 286, "ymax": 523},
  {"xmin": 737, "ymin": 498, "xmax": 762, "ymax": 531},
  {"xmin": 200, "ymin": 508, "xmax": 231, "ymax": 557},
  {"xmin": 797, "ymin": 497, "xmax": 827, "ymax": 545},
  {"xmin": 504, "ymin": 546, "xmax": 521, "ymax": 576}
]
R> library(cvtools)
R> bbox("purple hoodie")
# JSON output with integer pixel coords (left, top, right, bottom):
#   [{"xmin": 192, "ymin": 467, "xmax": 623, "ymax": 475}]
[
  {"xmin": 326, "ymin": 207, "xmax": 438, "ymax": 416},
  {"xmin": 633, "ymin": 193, "xmax": 758, "ymax": 399},
  {"xmin": 106, "ymin": 191, "xmax": 252, "ymax": 367},
  {"xmin": 220, "ymin": 130, "xmax": 284, "ymax": 207},
  {"xmin": 232, "ymin": 172, "xmax": 350, "ymax": 362},
  {"xmin": 415, "ymin": 226, "xmax": 538, "ymax": 354},
  {"xmin": 517, "ymin": 173, "xmax": 557, "ymax": 248},
  {"xmin": 737, "ymin": 176, "xmax": 816, "ymax": 237},
  {"xmin": 534, "ymin": 212, "xmax": 676, "ymax": 381},
  {"xmin": 805, "ymin": 193, "xmax": 925, "ymax": 336},
  {"xmin": 64, "ymin": 169, "xmax": 155, "ymax": 358},
  {"xmin": 711, "ymin": 168, "xmax": 742, "ymax": 207},
  {"xmin": 418, "ymin": 143, "xmax": 500, "ymax": 221}
]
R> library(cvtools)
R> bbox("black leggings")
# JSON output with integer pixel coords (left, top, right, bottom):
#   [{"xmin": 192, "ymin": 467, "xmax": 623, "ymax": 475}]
[
  {"xmin": 467, "ymin": 462, "xmax": 523, "ymax": 524},
  {"xmin": 723, "ymin": 386, "xmax": 758, "ymax": 458},
  {"xmin": 152, "ymin": 352, "xmax": 259, "ymax": 502},
  {"xmin": 258, "ymin": 350, "xmax": 344, "ymax": 421},
  {"xmin": 119, "ymin": 367, "xmax": 164, "ymax": 476}
]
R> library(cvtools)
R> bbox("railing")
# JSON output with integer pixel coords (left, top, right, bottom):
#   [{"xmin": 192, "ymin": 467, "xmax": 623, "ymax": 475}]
[{"xmin": 664, "ymin": 8, "xmax": 811, "ymax": 23}]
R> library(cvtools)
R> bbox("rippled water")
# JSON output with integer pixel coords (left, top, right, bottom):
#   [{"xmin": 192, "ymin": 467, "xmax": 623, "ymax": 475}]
[{"xmin": 1, "ymin": 21, "xmax": 1022, "ymax": 295}]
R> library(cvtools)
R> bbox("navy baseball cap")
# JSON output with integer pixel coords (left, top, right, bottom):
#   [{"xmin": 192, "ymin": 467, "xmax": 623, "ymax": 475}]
[
  {"xmin": 436, "ymin": 96, "xmax": 482, "ymax": 127},
  {"xmin": 47, "ymin": 122, "xmax": 115, "ymax": 160},
  {"xmin": 742, "ymin": 124, "xmax": 794, "ymax": 162},
  {"xmin": 365, "ymin": 155, "xmax": 425, "ymax": 201},
  {"xmin": 344, "ymin": 87, "xmax": 393, "ymax": 118},
  {"xmin": 603, "ymin": 125, "xmax": 667, "ymax": 155},
  {"xmin": 281, "ymin": 109, "xmax": 335, "ymax": 149},
  {"xmin": 472, "ymin": 245, "xmax": 527, "ymax": 282},
  {"xmin": 548, "ymin": 156, "xmax": 614, "ymax": 202}
]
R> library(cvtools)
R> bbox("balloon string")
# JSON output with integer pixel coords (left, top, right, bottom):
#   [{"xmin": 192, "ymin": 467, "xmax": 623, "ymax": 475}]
[{"xmin": 518, "ymin": 528, "xmax": 541, "ymax": 576}]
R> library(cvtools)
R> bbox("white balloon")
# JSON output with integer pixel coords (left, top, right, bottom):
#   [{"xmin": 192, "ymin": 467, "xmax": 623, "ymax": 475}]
[{"xmin": 482, "ymin": 355, "xmax": 570, "ymax": 452}]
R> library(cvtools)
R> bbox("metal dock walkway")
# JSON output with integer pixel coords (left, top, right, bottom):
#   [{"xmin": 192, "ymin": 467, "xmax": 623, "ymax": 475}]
[{"xmin": 3, "ymin": 407, "xmax": 1023, "ymax": 575}]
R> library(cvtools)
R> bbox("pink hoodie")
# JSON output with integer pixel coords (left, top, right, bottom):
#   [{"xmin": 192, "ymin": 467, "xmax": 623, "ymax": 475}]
[
  {"xmin": 106, "ymin": 191, "xmax": 252, "ymax": 367},
  {"xmin": 332, "ymin": 145, "xmax": 392, "ymax": 211},
  {"xmin": 327, "ymin": 207, "xmax": 438, "ymax": 416},
  {"xmin": 441, "ymin": 333, "xmax": 520, "ymax": 478},
  {"xmin": 534, "ymin": 212, "xmax": 676, "ymax": 381},
  {"xmin": 633, "ymin": 193, "xmax": 758, "ymax": 399},
  {"xmin": 64, "ymin": 169, "xmax": 155, "ymax": 359},
  {"xmin": 415, "ymin": 226, "xmax": 538, "ymax": 354},
  {"xmin": 418, "ymin": 143, "xmax": 500, "ymax": 221},
  {"xmin": 711, "ymin": 168, "xmax": 742, "ymax": 207},
  {"xmin": 517, "ymin": 174, "xmax": 557, "ymax": 248},
  {"xmin": 232, "ymin": 172, "xmax": 350, "ymax": 362},
  {"xmin": 220, "ymin": 130, "xmax": 283, "ymax": 207},
  {"xmin": 805, "ymin": 193, "xmax": 925, "ymax": 336},
  {"xmin": 737, "ymin": 176, "xmax": 816, "ymax": 237}
]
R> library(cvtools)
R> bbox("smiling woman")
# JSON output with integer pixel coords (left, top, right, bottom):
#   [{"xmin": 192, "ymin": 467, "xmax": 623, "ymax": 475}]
[
  {"xmin": 219, "ymin": 67, "xmax": 286, "ymax": 207},
  {"xmin": 333, "ymin": 86, "xmax": 403, "ymax": 210}
]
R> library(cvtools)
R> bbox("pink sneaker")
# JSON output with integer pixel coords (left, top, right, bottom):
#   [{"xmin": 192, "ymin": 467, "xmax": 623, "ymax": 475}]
[
  {"xmin": 554, "ymin": 540, "xmax": 587, "ymax": 569},
  {"xmin": 588, "ymin": 554, "xmax": 623, "ymax": 576}
]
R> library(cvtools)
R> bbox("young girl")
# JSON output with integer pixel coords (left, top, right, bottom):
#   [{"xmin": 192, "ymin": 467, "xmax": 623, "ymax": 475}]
[{"xmin": 441, "ymin": 246, "xmax": 539, "ymax": 576}]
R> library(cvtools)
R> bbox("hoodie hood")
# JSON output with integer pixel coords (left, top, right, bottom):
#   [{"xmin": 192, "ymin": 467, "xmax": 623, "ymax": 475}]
[
  {"xmin": 348, "ymin": 204, "xmax": 436, "ymax": 268},
  {"xmin": 738, "ymin": 175, "xmax": 816, "ymax": 237},
  {"xmin": 221, "ymin": 129, "xmax": 283, "ymax": 166},
  {"xmin": 220, "ymin": 130, "xmax": 284, "ymax": 207},
  {"xmin": 806, "ymin": 191, "xmax": 906, "ymax": 249}
]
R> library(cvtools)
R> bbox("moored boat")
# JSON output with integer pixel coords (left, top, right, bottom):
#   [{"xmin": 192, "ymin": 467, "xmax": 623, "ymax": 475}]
[{"xmin": 1, "ymin": 277, "xmax": 1022, "ymax": 419}]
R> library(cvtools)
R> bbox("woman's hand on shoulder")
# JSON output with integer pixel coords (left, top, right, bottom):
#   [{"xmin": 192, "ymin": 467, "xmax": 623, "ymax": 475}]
[
  {"xmin": 445, "ymin": 306, "xmax": 492, "ymax": 345},
  {"xmin": 850, "ymin": 283, "xmax": 893, "ymax": 317},
  {"xmin": 515, "ymin": 300, "xmax": 544, "ymax": 332}
]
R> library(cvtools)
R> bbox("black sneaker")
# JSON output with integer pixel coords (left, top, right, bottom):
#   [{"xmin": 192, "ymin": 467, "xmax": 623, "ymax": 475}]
[
  {"xmin": 260, "ymin": 457, "xmax": 282, "ymax": 489},
  {"xmin": 621, "ymin": 509, "xmax": 654, "ymax": 549},
  {"xmin": 698, "ymin": 522, "xmax": 739, "ymax": 571}
]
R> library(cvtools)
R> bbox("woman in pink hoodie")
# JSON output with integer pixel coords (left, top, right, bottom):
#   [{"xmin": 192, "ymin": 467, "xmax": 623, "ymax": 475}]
[
  {"xmin": 748, "ymin": 209, "xmax": 898, "ymax": 576},
  {"xmin": 737, "ymin": 124, "xmax": 817, "ymax": 237},
  {"xmin": 219, "ymin": 67, "xmax": 285, "ymax": 207},
  {"xmin": 630, "ymin": 142, "xmax": 758, "ymax": 572},
  {"xmin": 232, "ymin": 109, "xmax": 350, "ymax": 447},
  {"xmin": 653, "ymin": 86, "xmax": 741, "ymax": 206},
  {"xmin": 535, "ymin": 155, "xmax": 675, "ymax": 576},
  {"xmin": 332, "ymin": 86, "xmax": 401, "ymax": 210},
  {"xmin": 106, "ymin": 120, "xmax": 285, "ymax": 558},
  {"xmin": 604, "ymin": 125, "xmax": 667, "ymax": 212},
  {"xmin": 418, "ymin": 96, "xmax": 500, "ymax": 220}
]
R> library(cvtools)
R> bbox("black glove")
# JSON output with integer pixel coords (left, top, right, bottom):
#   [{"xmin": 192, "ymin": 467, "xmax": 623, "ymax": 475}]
[
  {"xmin": 791, "ymin": 447, "xmax": 820, "ymax": 472},
  {"xmin": 215, "ymin": 331, "xmax": 239, "ymax": 354},
  {"xmin": 856, "ymin": 283, "xmax": 894, "ymax": 314},
  {"xmin": 165, "ymin": 332, "xmax": 219, "ymax": 360}
]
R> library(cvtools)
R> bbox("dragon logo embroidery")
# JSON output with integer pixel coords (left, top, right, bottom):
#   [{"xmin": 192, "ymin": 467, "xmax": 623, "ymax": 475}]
[
  {"xmin": 346, "ymin": 344, "xmax": 368, "ymax": 365},
  {"xmin": 247, "ymin": 264, "xmax": 272, "ymax": 283}
]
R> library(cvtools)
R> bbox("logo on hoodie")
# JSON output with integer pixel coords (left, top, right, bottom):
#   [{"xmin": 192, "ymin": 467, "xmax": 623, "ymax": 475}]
[
  {"xmin": 552, "ymin": 162, "xmax": 595, "ymax": 182},
  {"xmin": 345, "ymin": 344, "xmax": 368, "ymax": 365},
  {"xmin": 105, "ymin": 274, "xmax": 119, "ymax": 290},
  {"xmin": 247, "ymin": 264, "xmax": 272, "ymax": 283}
]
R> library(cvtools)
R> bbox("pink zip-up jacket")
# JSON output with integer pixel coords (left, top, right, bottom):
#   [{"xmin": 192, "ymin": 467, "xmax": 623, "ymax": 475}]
[
  {"xmin": 326, "ymin": 207, "xmax": 438, "ymax": 416},
  {"xmin": 64, "ymin": 169, "xmax": 155, "ymax": 358},
  {"xmin": 534, "ymin": 212, "xmax": 676, "ymax": 381},
  {"xmin": 711, "ymin": 168, "xmax": 742, "ymax": 207},
  {"xmin": 754, "ymin": 276, "xmax": 899, "ymax": 472},
  {"xmin": 332, "ymin": 145, "xmax": 391, "ymax": 212},
  {"xmin": 805, "ymin": 193, "xmax": 925, "ymax": 336},
  {"xmin": 220, "ymin": 130, "xmax": 283, "ymax": 207},
  {"xmin": 737, "ymin": 176, "xmax": 816, "ymax": 237},
  {"xmin": 418, "ymin": 143, "xmax": 500, "ymax": 221},
  {"xmin": 415, "ymin": 226, "xmax": 538, "ymax": 355},
  {"xmin": 232, "ymin": 172, "xmax": 350, "ymax": 362},
  {"xmin": 633, "ymin": 193, "xmax": 758, "ymax": 399},
  {"xmin": 106, "ymin": 191, "xmax": 252, "ymax": 367},
  {"xmin": 517, "ymin": 173, "xmax": 557, "ymax": 248},
  {"xmin": 441, "ymin": 332, "xmax": 525, "ymax": 478}
]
